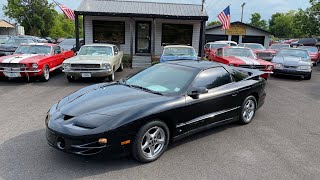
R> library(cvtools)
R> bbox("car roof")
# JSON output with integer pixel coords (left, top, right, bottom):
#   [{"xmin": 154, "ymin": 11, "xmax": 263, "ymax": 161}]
[
  {"xmin": 207, "ymin": 42, "xmax": 229, "ymax": 44},
  {"xmin": 165, "ymin": 60, "xmax": 224, "ymax": 70},
  {"xmin": 222, "ymin": 46, "xmax": 250, "ymax": 50},
  {"xmin": 241, "ymin": 43, "xmax": 261, "ymax": 45},
  {"xmin": 83, "ymin": 44, "xmax": 114, "ymax": 47},
  {"xmin": 22, "ymin": 43, "xmax": 55, "ymax": 46},
  {"xmin": 164, "ymin": 45, "xmax": 194, "ymax": 48},
  {"xmin": 215, "ymin": 41, "xmax": 237, "ymax": 44}
]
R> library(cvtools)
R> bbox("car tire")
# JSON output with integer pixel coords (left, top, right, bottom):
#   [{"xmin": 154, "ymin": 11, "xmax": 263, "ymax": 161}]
[
  {"xmin": 132, "ymin": 120, "xmax": 170, "ymax": 163},
  {"xmin": 238, "ymin": 96, "xmax": 257, "ymax": 125},
  {"xmin": 304, "ymin": 73, "xmax": 312, "ymax": 80},
  {"xmin": 107, "ymin": 69, "xmax": 115, "ymax": 82},
  {"xmin": 67, "ymin": 76, "xmax": 76, "ymax": 82},
  {"xmin": 39, "ymin": 65, "xmax": 50, "ymax": 82}
]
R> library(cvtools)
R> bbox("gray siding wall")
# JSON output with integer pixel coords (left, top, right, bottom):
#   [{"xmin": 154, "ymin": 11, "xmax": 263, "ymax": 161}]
[{"xmin": 84, "ymin": 16, "xmax": 202, "ymax": 55}]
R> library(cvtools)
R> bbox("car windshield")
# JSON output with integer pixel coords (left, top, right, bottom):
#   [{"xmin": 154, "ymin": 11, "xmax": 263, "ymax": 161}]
[
  {"xmin": 125, "ymin": 63, "xmax": 199, "ymax": 95},
  {"xmin": 78, "ymin": 46, "xmax": 113, "ymax": 56},
  {"xmin": 244, "ymin": 44, "xmax": 266, "ymax": 50},
  {"xmin": 0, "ymin": 37, "xmax": 8, "ymax": 44},
  {"xmin": 15, "ymin": 45, "xmax": 51, "ymax": 55},
  {"xmin": 224, "ymin": 48, "xmax": 256, "ymax": 58},
  {"xmin": 163, "ymin": 47, "xmax": 196, "ymax": 57},
  {"xmin": 5, "ymin": 38, "xmax": 29, "ymax": 46},
  {"xmin": 210, "ymin": 44, "xmax": 229, "ymax": 49},
  {"xmin": 276, "ymin": 49, "xmax": 309, "ymax": 60},
  {"xmin": 59, "ymin": 39, "xmax": 75, "ymax": 45},
  {"xmin": 300, "ymin": 46, "xmax": 318, "ymax": 53},
  {"xmin": 269, "ymin": 44, "xmax": 290, "ymax": 50}
]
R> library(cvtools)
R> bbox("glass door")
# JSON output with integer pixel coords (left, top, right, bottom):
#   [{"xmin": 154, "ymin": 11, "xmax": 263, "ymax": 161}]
[{"xmin": 135, "ymin": 22, "xmax": 151, "ymax": 54}]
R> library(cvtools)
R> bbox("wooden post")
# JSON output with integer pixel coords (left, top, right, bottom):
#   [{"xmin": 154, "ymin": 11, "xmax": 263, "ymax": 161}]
[
  {"xmin": 130, "ymin": 18, "xmax": 134, "ymax": 57},
  {"xmin": 152, "ymin": 18, "xmax": 156, "ymax": 57}
]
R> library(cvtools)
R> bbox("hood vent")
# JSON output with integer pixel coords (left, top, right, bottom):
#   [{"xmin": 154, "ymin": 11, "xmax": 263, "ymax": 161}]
[{"xmin": 63, "ymin": 115, "xmax": 74, "ymax": 121}]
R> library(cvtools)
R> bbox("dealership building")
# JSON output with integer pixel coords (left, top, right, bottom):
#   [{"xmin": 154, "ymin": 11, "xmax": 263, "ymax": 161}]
[
  {"xmin": 205, "ymin": 21, "xmax": 271, "ymax": 47},
  {"xmin": 74, "ymin": 0, "xmax": 208, "ymax": 67}
]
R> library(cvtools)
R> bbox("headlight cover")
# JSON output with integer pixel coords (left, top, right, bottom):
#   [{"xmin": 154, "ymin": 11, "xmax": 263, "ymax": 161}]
[
  {"xmin": 62, "ymin": 63, "xmax": 71, "ymax": 69},
  {"xmin": 102, "ymin": 63, "xmax": 111, "ymax": 70},
  {"xmin": 267, "ymin": 65, "xmax": 274, "ymax": 70},
  {"xmin": 297, "ymin": 65, "xmax": 312, "ymax": 71},
  {"xmin": 31, "ymin": 63, "xmax": 38, "ymax": 68},
  {"xmin": 274, "ymin": 63, "xmax": 283, "ymax": 69}
]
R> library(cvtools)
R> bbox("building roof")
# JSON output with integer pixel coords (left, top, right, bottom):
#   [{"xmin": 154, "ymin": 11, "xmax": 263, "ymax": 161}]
[
  {"xmin": 76, "ymin": 0, "xmax": 208, "ymax": 20},
  {"xmin": 206, "ymin": 21, "xmax": 271, "ymax": 34},
  {"xmin": 0, "ymin": 20, "xmax": 14, "ymax": 28}
]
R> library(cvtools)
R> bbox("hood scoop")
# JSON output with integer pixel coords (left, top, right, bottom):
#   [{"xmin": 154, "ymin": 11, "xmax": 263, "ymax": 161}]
[{"xmin": 63, "ymin": 114, "xmax": 75, "ymax": 121}]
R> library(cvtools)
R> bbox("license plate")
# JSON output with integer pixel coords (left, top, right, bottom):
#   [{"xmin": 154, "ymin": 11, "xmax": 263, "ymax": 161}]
[
  {"xmin": 4, "ymin": 72, "xmax": 21, "ymax": 77},
  {"xmin": 81, "ymin": 73, "xmax": 91, "ymax": 78}
]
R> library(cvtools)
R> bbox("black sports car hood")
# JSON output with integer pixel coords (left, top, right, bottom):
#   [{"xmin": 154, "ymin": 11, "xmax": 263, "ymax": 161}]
[
  {"xmin": 58, "ymin": 84, "xmax": 169, "ymax": 117},
  {"xmin": 49, "ymin": 83, "xmax": 178, "ymax": 135}
]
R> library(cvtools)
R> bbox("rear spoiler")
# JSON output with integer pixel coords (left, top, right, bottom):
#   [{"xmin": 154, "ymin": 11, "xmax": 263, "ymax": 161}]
[{"xmin": 233, "ymin": 67, "xmax": 268, "ymax": 80}]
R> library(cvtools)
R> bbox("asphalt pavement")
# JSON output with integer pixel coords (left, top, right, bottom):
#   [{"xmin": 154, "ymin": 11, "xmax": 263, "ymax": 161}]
[{"xmin": 0, "ymin": 66, "xmax": 320, "ymax": 180}]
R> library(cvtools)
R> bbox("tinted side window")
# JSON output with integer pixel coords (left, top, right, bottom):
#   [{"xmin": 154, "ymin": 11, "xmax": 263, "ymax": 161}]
[
  {"xmin": 193, "ymin": 67, "xmax": 232, "ymax": 89},
  {"xmin": 53, "ymin": 46, "xmax": 61, "ymax": 53},
  {"xmin": 231, "ymin": 69, "xmax": 249, "ymax": 82},
  {"xmin": 113, "ymin": 46, "xmax": 119, "ymax": 55}
]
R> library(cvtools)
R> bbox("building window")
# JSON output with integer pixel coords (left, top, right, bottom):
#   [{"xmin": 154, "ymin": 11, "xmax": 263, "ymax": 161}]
[
  {"xmin": 93, "ymin": 21, "xmax": 125, "ymax": 44},
  {"xmin": 161, "ymin": 24, "xmax": 193, "ymax": 46}
]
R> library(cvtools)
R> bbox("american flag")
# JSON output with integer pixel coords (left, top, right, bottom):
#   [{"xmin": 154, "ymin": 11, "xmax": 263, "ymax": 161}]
[
  {"xmin": 218, "ymin": 6, "xmax": 231, "ymax": 30},
  {"xmin": 53, "ymin": 0, "xmax": 75, "ymax": 20}
]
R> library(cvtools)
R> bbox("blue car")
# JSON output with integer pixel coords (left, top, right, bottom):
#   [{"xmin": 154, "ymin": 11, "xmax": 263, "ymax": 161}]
[{"xmin": 160, "ymin": 45, "xmax": 198, "ymax": 63}]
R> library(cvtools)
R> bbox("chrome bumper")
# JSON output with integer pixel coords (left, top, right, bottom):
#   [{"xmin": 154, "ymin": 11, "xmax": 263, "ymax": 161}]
[
  {"xmin": 63, "ymin": 69, "xmax": 112, "ymax": 77},
  {"xmin": 0, "ymin": 68, "xmax": 41, "ymax": 73}
]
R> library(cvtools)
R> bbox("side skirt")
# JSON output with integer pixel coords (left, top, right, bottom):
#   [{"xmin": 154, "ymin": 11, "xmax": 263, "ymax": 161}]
[{"xmin": 172, "ymin": 116, "xmax": 239, "ymax": 142}]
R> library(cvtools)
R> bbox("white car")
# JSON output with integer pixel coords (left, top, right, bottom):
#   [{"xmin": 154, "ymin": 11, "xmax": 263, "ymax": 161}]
[
  {"xmin": 62, "ymin": 44, "xmax": 123, "ymax": 82},
  {"xmin": 214, "ymin": 40, "xmax": 238, "ymax": 47}
]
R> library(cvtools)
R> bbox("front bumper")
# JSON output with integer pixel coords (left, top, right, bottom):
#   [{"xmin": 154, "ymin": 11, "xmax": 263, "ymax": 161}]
[
  {"xmin": 0, "ymin": 68, "xmax": 41, "ymax": 77},
  {"xmin": 46, "ymin": 128, "xmax": 113, "ymax": 155},
  {"xmin": 63, "ymin": 69, "xmax": 112, "ymax": 78},
  {"xmin": 273, "ymin": 69, "xmax": 311, "ymax": 77}
]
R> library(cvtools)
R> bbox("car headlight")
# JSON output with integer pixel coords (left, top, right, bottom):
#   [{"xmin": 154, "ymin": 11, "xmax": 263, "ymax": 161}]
[
  {"xmin": 267, "ymin": 65, "xmax": 274, "ymax": 70},
  {"xmin": 102, "ymin": 63, "xmax": 111, "ymax": 69},
  {"xmin": 274, "ymin": 63, "xmax": 283, "ymax": 69},
  {"xmin": 297, "ymin": 66, "xmax": 312, "ymax": 71},
  {"xmin": 31, "ymin": 63, "xmax": 38, "ymax": 68},
  {"xmin": 62, "ymin": 63, "xmax": 70, "ymax": 69}
]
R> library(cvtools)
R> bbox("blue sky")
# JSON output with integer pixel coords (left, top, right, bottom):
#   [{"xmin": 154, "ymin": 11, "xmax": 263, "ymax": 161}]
[{"xmin": 0, "ymin": 0, "xmax": 311, "ymax": 23}]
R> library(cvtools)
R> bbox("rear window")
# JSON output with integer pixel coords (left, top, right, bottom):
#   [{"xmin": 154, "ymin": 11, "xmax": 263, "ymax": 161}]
[
  {"xmin": 298, "ymin": 38, "xmax": 316, "ymax": 44},
  {"xmin": 193, "ymin": 67, "xmax": 232, "ymax": 89},
  {"xmin": 230, "ymin": 69, "xmax": 249, "ymax": 82}
]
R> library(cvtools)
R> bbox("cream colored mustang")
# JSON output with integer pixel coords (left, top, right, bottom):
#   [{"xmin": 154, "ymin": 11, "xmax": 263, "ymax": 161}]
[{"xmin": 62, "ymin": 44, "xmax": 123, "ymax": 82}]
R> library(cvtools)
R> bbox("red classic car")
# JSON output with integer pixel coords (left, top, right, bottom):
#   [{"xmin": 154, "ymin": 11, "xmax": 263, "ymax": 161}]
[
  {"xmin": 239, "ymin": 43, "xmax": 275, "ymax": 61},
  {"xmin": 300, "ymin": 46, "xmax": 320, "ymax": 65},
  {"xmin": 0, "ymin": 43, "xmax": 74, "ymax": 81},
  {"xmin": 211, "ymin": 47, "xmax": 274, "ymax": 79},
  {"xmin": 204, "ymin": 42, "xmax": 230, "ymax": 59}
]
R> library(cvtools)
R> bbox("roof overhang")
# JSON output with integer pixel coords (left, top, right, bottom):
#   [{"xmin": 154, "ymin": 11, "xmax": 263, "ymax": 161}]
[
  {"xmin": 75, "ymin": 11, "xmax": 208, "ymax": 21},
  {"xmin": 0, "ymin": 21, "xmax": 15, "ymax": 28}
]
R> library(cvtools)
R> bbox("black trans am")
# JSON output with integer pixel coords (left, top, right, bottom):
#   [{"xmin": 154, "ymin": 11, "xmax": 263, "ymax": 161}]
[{"xmin": 46, "ymin": 61, "xmax": 267, "ymax": 163}]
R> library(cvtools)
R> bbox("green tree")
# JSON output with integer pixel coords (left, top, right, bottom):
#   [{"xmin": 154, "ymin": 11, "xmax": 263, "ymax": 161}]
[
  {"xmin": 249, "ymin": 13, "xmax": 268, "ymax": 30},
  {"xmin": 3, "ymin": 0, "xmax": 55, "ymax": 36},
  {"xmin": 207, "ymin": 21, "xmax": 221, "ymax": 26},
  {"xmin": 49, "ymin": 12, "xmax": 83, "ymax": 39}
]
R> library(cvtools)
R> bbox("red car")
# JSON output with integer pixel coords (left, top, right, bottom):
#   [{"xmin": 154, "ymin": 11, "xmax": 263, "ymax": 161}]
[
  {"xmin": 300, "ymin": 46, "xmax": 320, "ymax": 65},
  {"xmin": 204, "ymin": 42, "xmax": 230, "ymax": 59},
  {"xmin": 211, "ymin": 47, "xmax": 274, "ymax": 79},
  {"xmin": 0, "ymin": 43, "xmax": 74, "ymax": 81},
  {"xmin": 239, "ymin": 43, "xmax": 275, "ymax": 61}
]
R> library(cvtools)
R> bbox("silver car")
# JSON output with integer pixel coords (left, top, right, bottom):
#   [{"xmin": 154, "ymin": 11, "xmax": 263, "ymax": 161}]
[
  {"xmin": 272, "ymin": 48, "xmax": 312, "ymax": 80},
  {"xmin": 62, "ymin": 44, "xmax": 123, "ymax": 82}
]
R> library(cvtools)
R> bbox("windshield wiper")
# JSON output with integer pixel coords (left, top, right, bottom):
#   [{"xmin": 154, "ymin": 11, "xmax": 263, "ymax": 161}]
[{"xmin": 130, "ymin": 85, "xmax": 164, "ymax": 96}]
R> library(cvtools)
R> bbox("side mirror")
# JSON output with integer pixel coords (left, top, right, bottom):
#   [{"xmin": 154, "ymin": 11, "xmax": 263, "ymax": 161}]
[
  {"xmin": 188, "ymin": 87, "xmax": 208, "ymax": 99},
  {"xmin": 114, "ymin": 51, "xmax": 118, "ymax": 55}
]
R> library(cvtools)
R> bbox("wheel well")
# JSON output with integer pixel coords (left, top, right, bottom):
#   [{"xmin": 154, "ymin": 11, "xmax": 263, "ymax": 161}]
[
  {"xmin": 147, "ymin": 118, "xmax": 175, "ymax": 141},
  {"xmin": 250, "ymin": 92, "xmax": 259, "ymax": 104}
]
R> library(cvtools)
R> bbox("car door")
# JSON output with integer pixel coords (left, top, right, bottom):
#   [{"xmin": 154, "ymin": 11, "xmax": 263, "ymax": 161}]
[
  {"xmin": 51, "ymin": 46, "xmax": 64, "ymax": 68},
  {"xmin": 176, "ymin": 67, "xmax": 242, "ymax": 133}
]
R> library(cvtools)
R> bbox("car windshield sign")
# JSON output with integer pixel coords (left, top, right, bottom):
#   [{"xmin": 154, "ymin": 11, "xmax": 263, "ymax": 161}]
[
  {"xmin": 276, "ymin": 49, "xmax": 309, "ymax": 60},
  {"xmin": 163, "ymin": 47, "xmax": 196, "ymax": 57},
  {"xmin": 15, "ymin": 45, "xmax": 51, "ymax": 55},
  {"xmin": 224, "ymin": 48, "xmax": 256, "ymax": 58},
  {"xmin": 78, "ymin": 46, "xmax": 113, "ymax": 56},
  {"xmin": 125, "ymin": 64, "xmax": 198, "ymax": 95}
]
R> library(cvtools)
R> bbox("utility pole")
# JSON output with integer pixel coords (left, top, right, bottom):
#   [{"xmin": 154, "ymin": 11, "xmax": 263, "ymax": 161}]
[
  {"xmin": 201, "ymin": 0, "xmax": 205, "ymax": 11},
  {"xmin": 241, "ymin": 2, "xmax": 246, "ymax": 22}
]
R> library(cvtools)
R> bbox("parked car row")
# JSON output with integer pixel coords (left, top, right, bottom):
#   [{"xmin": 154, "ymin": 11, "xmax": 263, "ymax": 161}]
[{"xmin": 204, "ymin": 40, "xmax": 316, "ymax": 80}]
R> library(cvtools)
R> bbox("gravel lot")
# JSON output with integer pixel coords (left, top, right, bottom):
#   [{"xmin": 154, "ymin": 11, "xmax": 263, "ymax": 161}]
[{"xmin": 0, "ymin": 66, "xmax": 320, "ymax": 180}]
